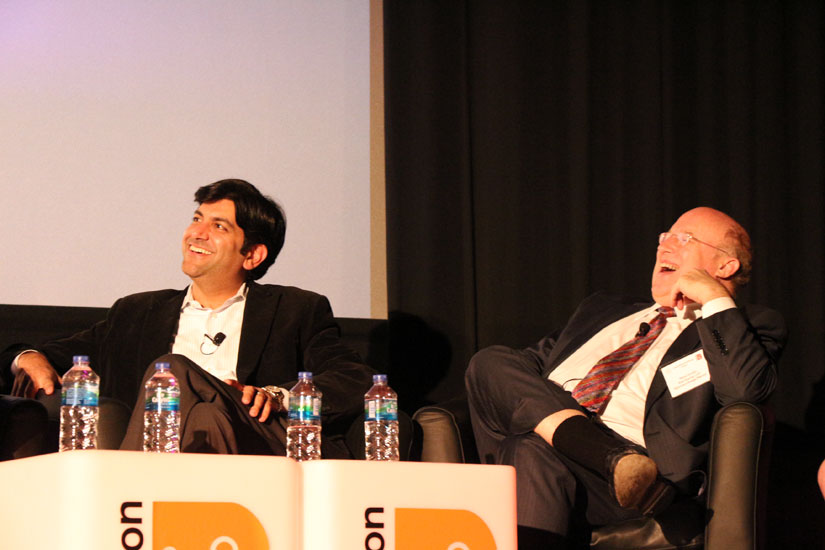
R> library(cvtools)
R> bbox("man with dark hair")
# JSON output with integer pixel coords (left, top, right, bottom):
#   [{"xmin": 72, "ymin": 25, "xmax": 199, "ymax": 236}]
[
  {"xmin": 192, "ymin": 178, "xmax": 286, "ymax": 282},
  {"xmin": 466, "ymin": 207, "xmax": 786, "ymax": 548},
  {"xmin": 5, "ymin": 178, "xmax": 373, "ymax": 456}
]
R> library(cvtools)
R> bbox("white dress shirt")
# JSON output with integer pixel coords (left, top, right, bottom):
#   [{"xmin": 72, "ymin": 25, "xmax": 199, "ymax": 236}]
[{"xmin": 171, "ymin": 284, "xmax": 248, "ymax": 381}]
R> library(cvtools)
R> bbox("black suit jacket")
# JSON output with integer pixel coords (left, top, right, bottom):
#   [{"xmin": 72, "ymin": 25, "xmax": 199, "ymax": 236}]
[
  {"xmin": 527, "ymin": 292, "xmax": 786, "ymax": 488},
  {"xmin": 6, "ymin": 282, "xmax": 374, "ymax": 437}
]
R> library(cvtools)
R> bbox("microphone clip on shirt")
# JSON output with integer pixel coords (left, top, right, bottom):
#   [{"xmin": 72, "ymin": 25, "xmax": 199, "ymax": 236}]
[
  {"xmin": 201, "ymin": 332, "xmax": 226, "ymax": 355},
  {"xmin": 636, "ymin": 322, "xmax": 651, "ymax": 338}
]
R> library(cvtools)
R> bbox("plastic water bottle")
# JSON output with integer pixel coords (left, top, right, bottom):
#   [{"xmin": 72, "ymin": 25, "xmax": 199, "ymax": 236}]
[
  {"xmin": 286, "ymin": 371, "xmax": 322, "ymax": 461},
  {"xmin": 143, "ymin": 362, "xmax": 180, "ymax": 453},
  {"xmin": 59, "ymin": 355, "xmax": 99, "ymax": 451},
  {"xmin": 364, "ymin": 374, "xmax": 399, "ymax": 461}
]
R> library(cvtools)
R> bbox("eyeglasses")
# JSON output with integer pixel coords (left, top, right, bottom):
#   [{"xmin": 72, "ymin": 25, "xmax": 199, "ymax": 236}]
[{"xmin": 658, "ymin": 232, "xmax": 731, "ymax": 256}]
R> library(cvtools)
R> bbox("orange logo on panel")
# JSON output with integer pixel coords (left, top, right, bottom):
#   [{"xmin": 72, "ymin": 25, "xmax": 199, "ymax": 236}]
[
  {"xmin": 395, "ymin": 508, "xmax": 496, "ymax": 549},
  {"xmin": 153, "ymin": 502, "xmax": 269, "ymax": 550}
]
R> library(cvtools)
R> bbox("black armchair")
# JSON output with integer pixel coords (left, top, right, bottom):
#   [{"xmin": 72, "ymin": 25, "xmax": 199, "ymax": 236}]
[
  {"xmin": 0, "ymin": 395, "xmax": 48, "ymax": 460},
  {"xmin": 413, "ymin": 399, "xmax": 773, "ymax": 550},
  {"xmin": 0, "ymin": 392, "xmax": 132, "ymax": 457}
]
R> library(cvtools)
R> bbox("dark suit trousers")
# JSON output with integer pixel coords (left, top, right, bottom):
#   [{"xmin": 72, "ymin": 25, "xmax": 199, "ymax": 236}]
[
  {"xmin": 466, "ymin": 345, "xmax": 642, "ymax": 543},
  {"xmin": 120, "ymin": 354, "xmax": 286, "ymax": 455}
]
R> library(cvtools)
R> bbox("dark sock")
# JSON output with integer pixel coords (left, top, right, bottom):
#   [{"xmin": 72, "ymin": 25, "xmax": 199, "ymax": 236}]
[{"xmin": 551, "ymin": 415, "xmax": 629, "ymax": 479}]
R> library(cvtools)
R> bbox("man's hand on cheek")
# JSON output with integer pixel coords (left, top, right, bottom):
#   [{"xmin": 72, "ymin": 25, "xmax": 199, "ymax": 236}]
[{"xmin": 667, "ymin": 269, "xmax": 731, "ymax": 309}]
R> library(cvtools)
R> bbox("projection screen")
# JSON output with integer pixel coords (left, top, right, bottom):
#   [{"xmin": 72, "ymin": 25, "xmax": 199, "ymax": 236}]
[{"xmin": 0, "ymin": 0, "xmax": 382, "ymax": 319}]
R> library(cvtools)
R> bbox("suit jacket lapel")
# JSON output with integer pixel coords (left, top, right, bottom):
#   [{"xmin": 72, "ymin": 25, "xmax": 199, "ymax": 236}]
[
  {"xmin": 645, "ymin": 322, "xmax": 702, "ymax": 411},
  {"xmin": 546, "ymin": 297, "xmax": 651, "ymax": 371},
  {"xmin": 236, "ymin": 282, "xmax": 282, "ymax": 383},
  {"xmin": 139, "ymin": 290, "xmax": 185, "ymax": 368}
]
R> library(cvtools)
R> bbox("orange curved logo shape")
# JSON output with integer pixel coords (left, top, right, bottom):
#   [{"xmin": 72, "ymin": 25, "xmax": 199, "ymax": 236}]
[
  {"xmin": 395, "ymin": 508, "xmax": 496, "ymax": 549},
  {"xmin": 153, "ymin": 502, "xmax": 269, "ymax": 550}
]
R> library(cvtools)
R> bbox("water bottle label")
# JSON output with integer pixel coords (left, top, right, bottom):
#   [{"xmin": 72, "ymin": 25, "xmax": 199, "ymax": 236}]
[
  {"xmin": 145, "ymin": 391, "xmax": 180, "ymax": 412},
  {"xmin": 288, "ymin": 395, "xmax": 321, "ymax": 421},
  {"xmin": 62, "ymin": 384, "xmax": 99, "ymax": 407},
  {"xmin": 366, "ymin": 398, "xmax": 398, "ymax": 421}
]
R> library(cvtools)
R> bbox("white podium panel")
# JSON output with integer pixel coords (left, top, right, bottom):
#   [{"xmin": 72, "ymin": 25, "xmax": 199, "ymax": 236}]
[
  {"xmin": 301, "ymin": 460, "xmax": 517, "ymax": 550},
  {"xmin": 0, "ymin": 450, "xmax": 300, "ymax": 550}
]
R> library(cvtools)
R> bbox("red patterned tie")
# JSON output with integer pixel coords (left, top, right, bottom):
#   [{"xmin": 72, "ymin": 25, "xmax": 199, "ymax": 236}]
[{"xmin": 571, "ymin": 307, "xmax": 675, "ymax": 414}]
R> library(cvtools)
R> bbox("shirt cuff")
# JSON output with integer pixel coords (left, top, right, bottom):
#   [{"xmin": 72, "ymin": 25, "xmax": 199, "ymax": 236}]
[
  {"xmin": 701, "ymin": 296, "xmax": 737, "ymax": 318},
  {"xmin": 10, "ymin": 349, "xmax": 39, "ymax": 376}
]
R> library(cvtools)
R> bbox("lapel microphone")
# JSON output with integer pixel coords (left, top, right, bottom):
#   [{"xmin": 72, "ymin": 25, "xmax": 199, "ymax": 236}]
[
  {"xmin": 201, "ymin": 332, "xmax": 226, "ymax": 355},
  {"xmin": 636, "ymin": 323, "xmax": 651, "ymax": 338},
  {"xmin": 205, "ymin": 332, "xmax": 226, "ymax": 346}
]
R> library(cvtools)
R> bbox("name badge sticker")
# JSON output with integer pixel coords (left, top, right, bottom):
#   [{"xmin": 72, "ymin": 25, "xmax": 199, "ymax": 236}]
[{"xmin": 661, "ymin": 350, "xmax": 711, "ymax": 398}]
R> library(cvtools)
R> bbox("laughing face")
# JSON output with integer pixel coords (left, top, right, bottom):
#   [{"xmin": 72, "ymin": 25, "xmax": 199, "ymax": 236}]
[
  {"xmin": 651, "ymin": 207, "xmax": 739, "ymax": 305},
  {"xmin": 181, "ymin": 199, "xmax": 250, "ymax": 290}
]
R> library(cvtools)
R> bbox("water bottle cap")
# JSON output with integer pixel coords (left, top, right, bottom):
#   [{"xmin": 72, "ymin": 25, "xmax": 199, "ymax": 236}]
[
  {"xmin": 298, "ymin": 371, "xmax": 313, "ymax": 379},
  {"xmin": 154, "ymin": 362, "xmax": 171, "ymax": 370},
  {"xmin": 373, "ymin": 374, "xmax": 387, "ymax": 384},
  {"xmin": 72, "ymin": 355, "xmax": 89, "ymax": 363}
]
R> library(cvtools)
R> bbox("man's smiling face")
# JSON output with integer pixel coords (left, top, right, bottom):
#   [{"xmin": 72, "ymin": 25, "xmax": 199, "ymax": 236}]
[
  {"xmin": 181, "ymin": 199, "xmax": 249, "ymax": 287},
  {"xmin": 651, "ymin": 208, "xmax": 735, "ymax": 305}
]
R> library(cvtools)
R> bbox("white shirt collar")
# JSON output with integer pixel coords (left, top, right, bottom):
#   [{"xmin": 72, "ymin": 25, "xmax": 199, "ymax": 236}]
[
  {"xmin": 653, "ymin": 301, "xmax": 702, "ymax": 322},
  {"xmin": 182, "ymin": 282, "xmax": 248, "ymax": 312}
]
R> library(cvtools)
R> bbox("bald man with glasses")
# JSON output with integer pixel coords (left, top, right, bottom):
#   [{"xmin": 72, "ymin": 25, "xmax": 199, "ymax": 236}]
[{"xmin": 466, "ymin": 207, "xmax": 786, "ymax": 549}]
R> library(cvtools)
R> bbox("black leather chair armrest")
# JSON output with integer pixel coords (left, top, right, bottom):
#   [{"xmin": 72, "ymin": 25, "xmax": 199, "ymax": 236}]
[
  {"xmin": 412, "ymin": 395, "xmax": 479, "ymax": 464},
  {"xmin": 414, "ymin": 404, "xmax": 465, "ymax": 463},
  {"xmin": 704, "ymin": 401, "xmax": 772, "ymax": 550}
]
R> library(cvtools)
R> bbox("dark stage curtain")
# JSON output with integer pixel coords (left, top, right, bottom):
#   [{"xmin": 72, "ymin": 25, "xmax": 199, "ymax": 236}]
[{"xmin": 384, "ymin": 2, "xmax": 824, "ymax": 542}]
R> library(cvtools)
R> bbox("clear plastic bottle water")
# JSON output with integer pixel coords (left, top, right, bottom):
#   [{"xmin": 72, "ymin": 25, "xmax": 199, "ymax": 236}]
[
  {"xmin": 59, "ymin": 355, "xmax": 99, "ymax": 452},
  {"xmin": 364, "ymin": 374, "xmax": 399, "ymax": 461},
  {"xmin": 143, "ymin": 362, "xmax": 180, "ymax": 453},
  {"xmin": 286, "ymin": 371, "xmax": 322, "ymax": 461}
]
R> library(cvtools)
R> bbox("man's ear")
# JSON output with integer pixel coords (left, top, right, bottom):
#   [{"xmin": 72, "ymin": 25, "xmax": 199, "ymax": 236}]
[
  {"xmin": 716, "ymin": 257, "xmax": 741, "ymax": 280},
  {"xmin": 242, "ymin": 243, "xmax": 268, "ymax": 272}
]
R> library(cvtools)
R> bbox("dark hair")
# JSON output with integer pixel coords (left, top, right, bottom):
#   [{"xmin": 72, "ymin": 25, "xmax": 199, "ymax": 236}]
[{"xmin": 194, "ymin": 179, "xmax": 286, "ymax": 281}]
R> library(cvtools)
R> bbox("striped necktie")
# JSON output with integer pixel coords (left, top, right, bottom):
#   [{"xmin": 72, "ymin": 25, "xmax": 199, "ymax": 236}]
[{"xmin": 571, "ymin": 307, "xmax": 675, "ymax": 414}]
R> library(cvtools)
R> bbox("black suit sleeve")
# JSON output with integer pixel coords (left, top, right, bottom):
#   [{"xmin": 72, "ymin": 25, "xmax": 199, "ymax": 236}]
[
  {"xmin": 1, "ymin": 313, "xmax": 111, "ymax": 386},
  {"xmin": 697, "ymin": 304, "xmax": 786, "ymax": 405},
  {"xmin": 295, "ymin": 293, "xmax": 375, "ymax": 432}
]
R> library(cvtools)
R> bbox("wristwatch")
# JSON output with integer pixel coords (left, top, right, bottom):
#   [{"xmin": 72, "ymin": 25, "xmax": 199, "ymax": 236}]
[{"xmin": 260, "ymin": 385, "xmax": 288, "ymax": 412}]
